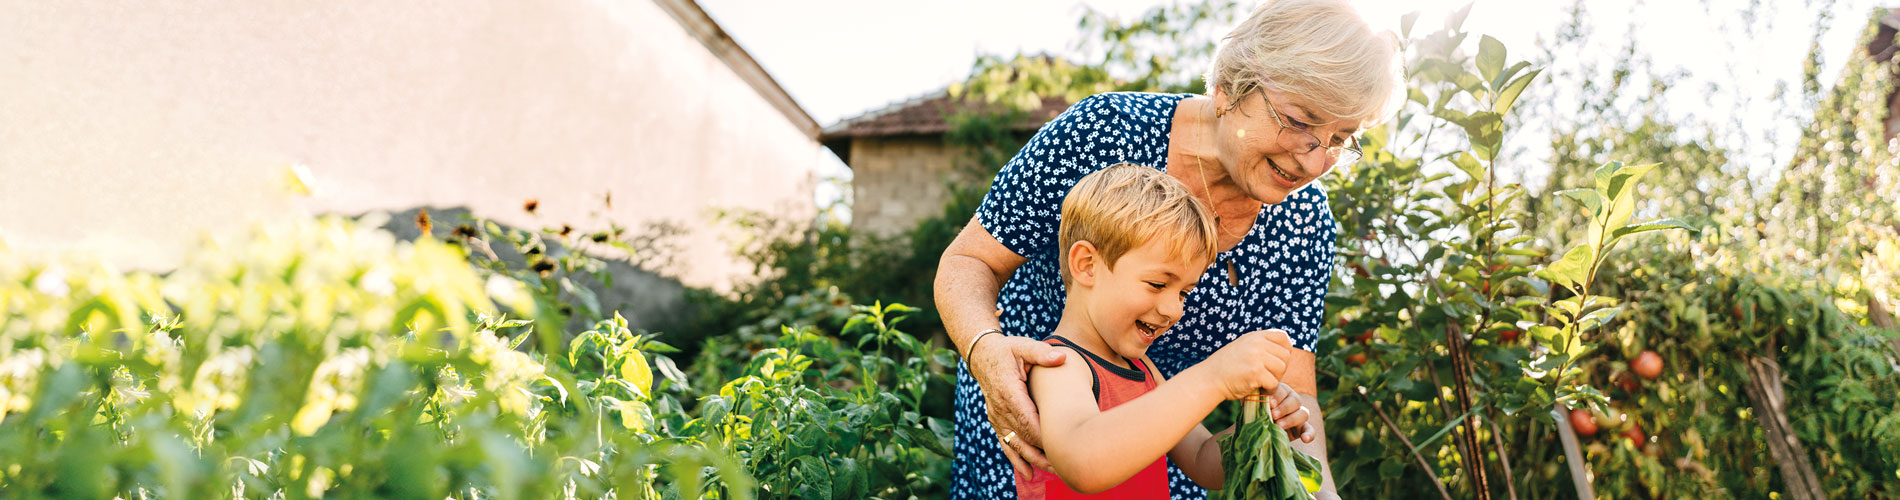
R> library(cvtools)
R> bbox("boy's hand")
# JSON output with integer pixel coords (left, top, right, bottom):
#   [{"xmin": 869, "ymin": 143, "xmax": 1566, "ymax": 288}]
[
  {"xmin": 1200, "ymin": 329, "xmax": 1294, "ymax": 400},
  {"xmin": 1268, "ymin": 382, "xmax": 1316, "ymax": 443}
]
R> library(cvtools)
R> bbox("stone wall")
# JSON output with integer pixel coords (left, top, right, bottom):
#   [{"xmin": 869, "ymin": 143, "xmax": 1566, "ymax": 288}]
[{"xmin": 848, "ymin": 136, "xmax": 982, "ymax": 237}]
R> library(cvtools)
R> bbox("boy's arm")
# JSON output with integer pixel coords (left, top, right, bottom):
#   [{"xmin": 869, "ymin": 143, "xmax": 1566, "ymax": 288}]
[
  {"xmin": 1030, "ymin": 359, "xmax": 1227, "ymax": 494},
  {"xmin": 1153, "ymin": 354, "xmax": 1230, "ymax": 490}
]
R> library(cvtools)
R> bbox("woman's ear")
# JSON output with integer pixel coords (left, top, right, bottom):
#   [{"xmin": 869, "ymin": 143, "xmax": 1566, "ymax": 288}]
[{"xmin": 1068, "ymin": 240, "xmax": 1100, "ymax": 288}]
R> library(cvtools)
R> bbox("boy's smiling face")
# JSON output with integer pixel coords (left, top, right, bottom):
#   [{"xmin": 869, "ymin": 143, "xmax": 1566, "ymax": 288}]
[{"xmin": 1074, "ymin": 239, "xmax": 1211, "ymax": 361}]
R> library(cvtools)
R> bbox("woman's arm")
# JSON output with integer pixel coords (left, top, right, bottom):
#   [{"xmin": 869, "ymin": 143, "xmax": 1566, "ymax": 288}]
[
  {"xmin": 1280, "ymin": 350, "xmax": 1340, "ymax": 497},
  {"xmin": 936, "ymin": 216, "xmax": 1070, "ymax": 476}
]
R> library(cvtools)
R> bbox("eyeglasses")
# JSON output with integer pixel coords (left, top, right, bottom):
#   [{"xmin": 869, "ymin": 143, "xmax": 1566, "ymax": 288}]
[{"xmin": 1234, "ymin": 90, "xmax": 1364, "ymax": 171}]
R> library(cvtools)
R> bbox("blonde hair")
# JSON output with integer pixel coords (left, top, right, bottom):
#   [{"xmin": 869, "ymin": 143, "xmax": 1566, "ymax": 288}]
[
  {"xmin": 1205, "ymin": 0, "xmax": 1404, "ymax": 125},
  {"xmin": 1058, "ymin": 163, "xmax": 1219, "ymax": 285}
]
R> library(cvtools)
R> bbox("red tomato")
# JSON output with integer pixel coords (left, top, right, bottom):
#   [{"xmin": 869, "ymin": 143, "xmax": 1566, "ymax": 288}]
[
  {"xmin": 1569, "ymin": 409, "xmax": 1598, "ymax": 437},
  {"xmin": 1633, "ymin": 351, "xmax": 1663, "ymax": 380},
  {"xmin": 1622, "ymin": 423, "xmax": 1646, "ymax": 448},
  {"xmin": 1617, "ymin": 372, "xmax": 1639, "ymax": 393},
  {"xmin": 1499, "ymin": 329, "xmax": 1520, "ymax": 343},
  {"xmin": 1346, "ymin": 353, "xmax": 1368, "ymax": 365}
]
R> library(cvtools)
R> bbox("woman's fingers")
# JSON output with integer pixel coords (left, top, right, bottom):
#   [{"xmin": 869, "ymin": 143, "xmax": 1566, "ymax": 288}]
[
  {"xmin": 999, "ymin": 438, "xmax": 1033, "ymax": 480},
  {"xmin": 972, "ymin": 336, "xmax": 1064, "ymax": 473},
  {"xmin": 987, "ymin": 383, "xmax": 1053, "ymax": 471},
  {"xmin": 1012, "ymin": 337, "xmax": 1070, "ymax": 368}
]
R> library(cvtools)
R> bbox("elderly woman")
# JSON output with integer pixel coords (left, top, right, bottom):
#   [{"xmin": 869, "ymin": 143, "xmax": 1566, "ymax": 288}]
[{"xmin": 934, "ymin": 0, "xmax": 1403, "ymax": 498}]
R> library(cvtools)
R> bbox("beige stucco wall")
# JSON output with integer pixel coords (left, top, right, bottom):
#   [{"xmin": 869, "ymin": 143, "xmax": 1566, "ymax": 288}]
[
  {"xmin": 0, "ymin": 0, "xmax": 823, "ymax": 290},
  {"xmin": 848, "ymin": 136, "xmax": 979, "ymax": 237}
]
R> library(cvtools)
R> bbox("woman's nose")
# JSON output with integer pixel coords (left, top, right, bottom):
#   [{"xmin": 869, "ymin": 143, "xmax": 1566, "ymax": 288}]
[{"xmin": 1296, "ymin": 146, "xmax": 1335, "ymax": 175}]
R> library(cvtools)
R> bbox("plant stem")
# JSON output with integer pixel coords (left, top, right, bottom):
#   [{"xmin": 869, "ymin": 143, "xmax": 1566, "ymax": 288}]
[
  {"xmin": 1487, "ymin": 409, "xmax": 1520, "ymax": 500},
  {"xmin": 1363, "ymin": 393, "xmax": 1452, "ymax": 500}
]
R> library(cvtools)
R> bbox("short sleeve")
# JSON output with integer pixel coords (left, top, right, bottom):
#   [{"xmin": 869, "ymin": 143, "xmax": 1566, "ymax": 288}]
[{"xmin": 976, "ymin": 94, "xmax": 1170, "ymax": 258}]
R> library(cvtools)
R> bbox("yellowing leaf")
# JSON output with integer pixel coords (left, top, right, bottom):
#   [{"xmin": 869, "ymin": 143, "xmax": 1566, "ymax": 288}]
[{"xmin": 620, "ymin": 351, "xmax": 652, "ymax": 400}]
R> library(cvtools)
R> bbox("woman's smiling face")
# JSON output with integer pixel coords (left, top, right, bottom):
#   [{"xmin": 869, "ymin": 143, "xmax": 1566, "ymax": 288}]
[{"xmin": 1213, "ymin": 88, "xmax": 1365, "ymax": 204}]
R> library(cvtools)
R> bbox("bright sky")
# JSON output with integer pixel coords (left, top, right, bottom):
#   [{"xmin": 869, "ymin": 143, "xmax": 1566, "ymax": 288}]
[{"xmin": 698, "ymin": 0, "xmax": 1880, "ymax": 194}]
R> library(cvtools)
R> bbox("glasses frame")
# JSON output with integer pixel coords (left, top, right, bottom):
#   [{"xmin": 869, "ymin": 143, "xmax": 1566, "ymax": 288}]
[{"xmin": 1227, "ymin": 89, "xmax": 1365, "ymax": 171}]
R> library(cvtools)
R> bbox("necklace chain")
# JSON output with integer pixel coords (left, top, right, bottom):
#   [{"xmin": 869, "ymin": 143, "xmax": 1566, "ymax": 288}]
[{"xmin": 1194, "ymin": 98, "xmax": 1245, "ymax": 287}]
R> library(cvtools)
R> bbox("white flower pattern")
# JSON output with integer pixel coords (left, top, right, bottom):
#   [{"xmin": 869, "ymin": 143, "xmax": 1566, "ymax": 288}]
[{"xmin": 951, "ymin": 92, "xmax": 1339, "ymax": 499}]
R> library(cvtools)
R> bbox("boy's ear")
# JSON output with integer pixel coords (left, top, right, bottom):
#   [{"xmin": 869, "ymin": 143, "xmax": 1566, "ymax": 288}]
[{"xmin": 1068, "ymin": 240, "xmax": 1100, "ymax": 288}]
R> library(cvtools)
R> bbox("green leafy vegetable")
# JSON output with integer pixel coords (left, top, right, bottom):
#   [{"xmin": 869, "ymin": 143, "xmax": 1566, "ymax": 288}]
[{"xmin": 1214, "ymin": 399, "xmax": 1324, "ymax": 500}]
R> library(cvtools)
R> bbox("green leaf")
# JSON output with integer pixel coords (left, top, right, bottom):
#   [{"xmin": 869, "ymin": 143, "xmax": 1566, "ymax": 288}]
[
  {"xmin": 1401, "ymin": 11, "xmax": 1420, "ymax": 38},
  {"xmin": 1445, "ymin": 2, "xmax": 1474, "ymax": 31},
  {"xmin": 1462, "ymin": 112, "xmax": 1504, "ymax": 161},
  {"xmin": 1448, "ymin": 151, "xmax": 1485, "ymax": 182},
  {"xmin": 1555, "ymin": 189, "xmax": 1601, "ymax": 217},
  {"xmin": 1610, "ymin": 219, "xmax": 1699, "ymax": 240},
  {"xmin": 1477, "ymin": 35, "xmax": 1505, "ymax": 84},
  {"xmin": 616, "ymin": 399, "xmax": 653, "ymax": 432},
  {"xmin": 1591, "ymin": 161, "xmax": 1622, "ymax": 195},
  {"xmin": 1494, "ymin": 68, "xmax": 1542, "ymax": 115},
  {"xmin": 1536, "ymin": 244, "xmax": 1594, "ymax": 291},
  {"xmin": 1607, "ymin": 162, "xmax": 1660, "ymax": 202}
]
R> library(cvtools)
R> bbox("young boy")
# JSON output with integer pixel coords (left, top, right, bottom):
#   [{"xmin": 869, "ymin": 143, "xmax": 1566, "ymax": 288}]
[{"xmin": 1018, "ymin": 163, "xmax": 1302, "ymax": 498}]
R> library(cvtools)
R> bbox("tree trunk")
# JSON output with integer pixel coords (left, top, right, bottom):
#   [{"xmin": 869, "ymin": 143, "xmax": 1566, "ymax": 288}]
[
  {"xmin": 1739, "ymin": 355, "xmax": 1827, "ymax": 500},
  {"xmin": 1550, "ymin": 407, "xmax": 1595, "ymax": 500},
  {"xmin": 1444, "ymin": 322, "xmax": 1490, "ymax": 500}
]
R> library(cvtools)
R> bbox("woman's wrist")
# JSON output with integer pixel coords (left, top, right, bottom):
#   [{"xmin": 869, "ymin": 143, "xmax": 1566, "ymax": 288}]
[{"xmin": 964, "ymin": 328, "xmax": 1004, "ymax": 359}]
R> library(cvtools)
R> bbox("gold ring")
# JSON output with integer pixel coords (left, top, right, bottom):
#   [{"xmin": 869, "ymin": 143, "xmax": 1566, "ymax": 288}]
[{"xmin": 1002, "ymin": 431, "xmax": 1016, "ymax": 445}]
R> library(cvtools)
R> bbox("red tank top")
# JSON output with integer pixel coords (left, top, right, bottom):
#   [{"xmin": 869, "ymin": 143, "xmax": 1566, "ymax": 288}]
[{"xmin": 1016, "ymin": 336, "xmax": 1170, "ymax": 499}]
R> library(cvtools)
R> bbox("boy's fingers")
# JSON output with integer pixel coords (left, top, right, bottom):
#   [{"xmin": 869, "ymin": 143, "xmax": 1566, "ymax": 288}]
[{"xmin": 1273, "ymin": 393, "xmax": 1303, "ymax": 421}]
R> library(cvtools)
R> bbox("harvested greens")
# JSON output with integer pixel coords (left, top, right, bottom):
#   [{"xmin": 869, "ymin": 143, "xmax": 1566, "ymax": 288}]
[{"xmin": 1213, "ymin": 398, "xmax": 1324, "ymax": 500}]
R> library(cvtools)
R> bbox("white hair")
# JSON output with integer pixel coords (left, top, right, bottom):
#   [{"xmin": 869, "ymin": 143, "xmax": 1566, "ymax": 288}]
[{"xmin": 1205, "ymin": 0, "xmax": 1405, "ymax": 125}]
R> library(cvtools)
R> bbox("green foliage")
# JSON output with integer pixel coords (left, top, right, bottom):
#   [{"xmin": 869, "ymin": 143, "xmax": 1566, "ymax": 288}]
[
  {"xmin": 0, "ymin": 214, "xmax": 964, "ymax": 499},
  {"xmin": 1215, "ymin": 400, "xmax": 1323, "ymax": 500},
  {"xmin": 695, "ymin": 303, "xmax": 957, "ymax": 499}
]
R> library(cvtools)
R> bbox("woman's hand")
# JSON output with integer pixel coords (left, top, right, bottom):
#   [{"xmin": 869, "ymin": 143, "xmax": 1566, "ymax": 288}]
[
  {"xmin": 969, "ymin": 334, "xmax": 1069, "ymax": 479},
  {"xmin": 1196, "ymin": 329, "xmax": 1295, "ymax": 401},
  {"xmin": 1268, "ymin": 382, "xmax": 1316, "ymax": 443}
]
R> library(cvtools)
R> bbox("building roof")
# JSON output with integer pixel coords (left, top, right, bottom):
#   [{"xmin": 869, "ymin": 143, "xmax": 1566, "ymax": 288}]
[
  {"xmin": 652, "ymin": 0, "xmax": 819, "ymax": 138},
  {"xmin": 819, "ymin": 90, "xmax": 1072, "ymax": 165}
]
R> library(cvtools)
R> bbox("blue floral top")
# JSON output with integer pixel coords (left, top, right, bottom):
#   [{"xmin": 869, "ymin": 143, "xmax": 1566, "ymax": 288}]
[{"xmin": 950, "ymin": 92, "xmax": 1338, "ymax": 499}]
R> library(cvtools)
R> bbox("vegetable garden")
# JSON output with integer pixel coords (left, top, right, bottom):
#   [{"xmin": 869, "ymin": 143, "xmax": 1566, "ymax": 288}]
[{"xmin": 2, "ymin": 2, "xmax": 1896, "ymax": 499}]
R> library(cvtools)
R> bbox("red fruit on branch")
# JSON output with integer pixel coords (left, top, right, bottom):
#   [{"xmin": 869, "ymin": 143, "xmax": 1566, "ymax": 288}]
[
  {"xmin": 1622, "ymin": 423, "xmax": 1646, "ymax": 448},
  {"xmin": 1617, "ymin": 372, "xmax": 1639, "ymax": 392},
  {"xmin": 1633, "ymin": 351, "xmax": 1663, "ymax": 380},
  {"xmin": 1499, "ymin": 329, "xmax": 1520, "ymax": 343},
  {"xmin": 1355, "ymin": 329, "xmax": 1375, "ymax": 344},
  {"xmin": 1569, "ymin": 409, "xmax": 1599, "ymax": 437},
  {"xmin": 1346, "ymin": 352, "xmax": 1368, "ymax": 365}
]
